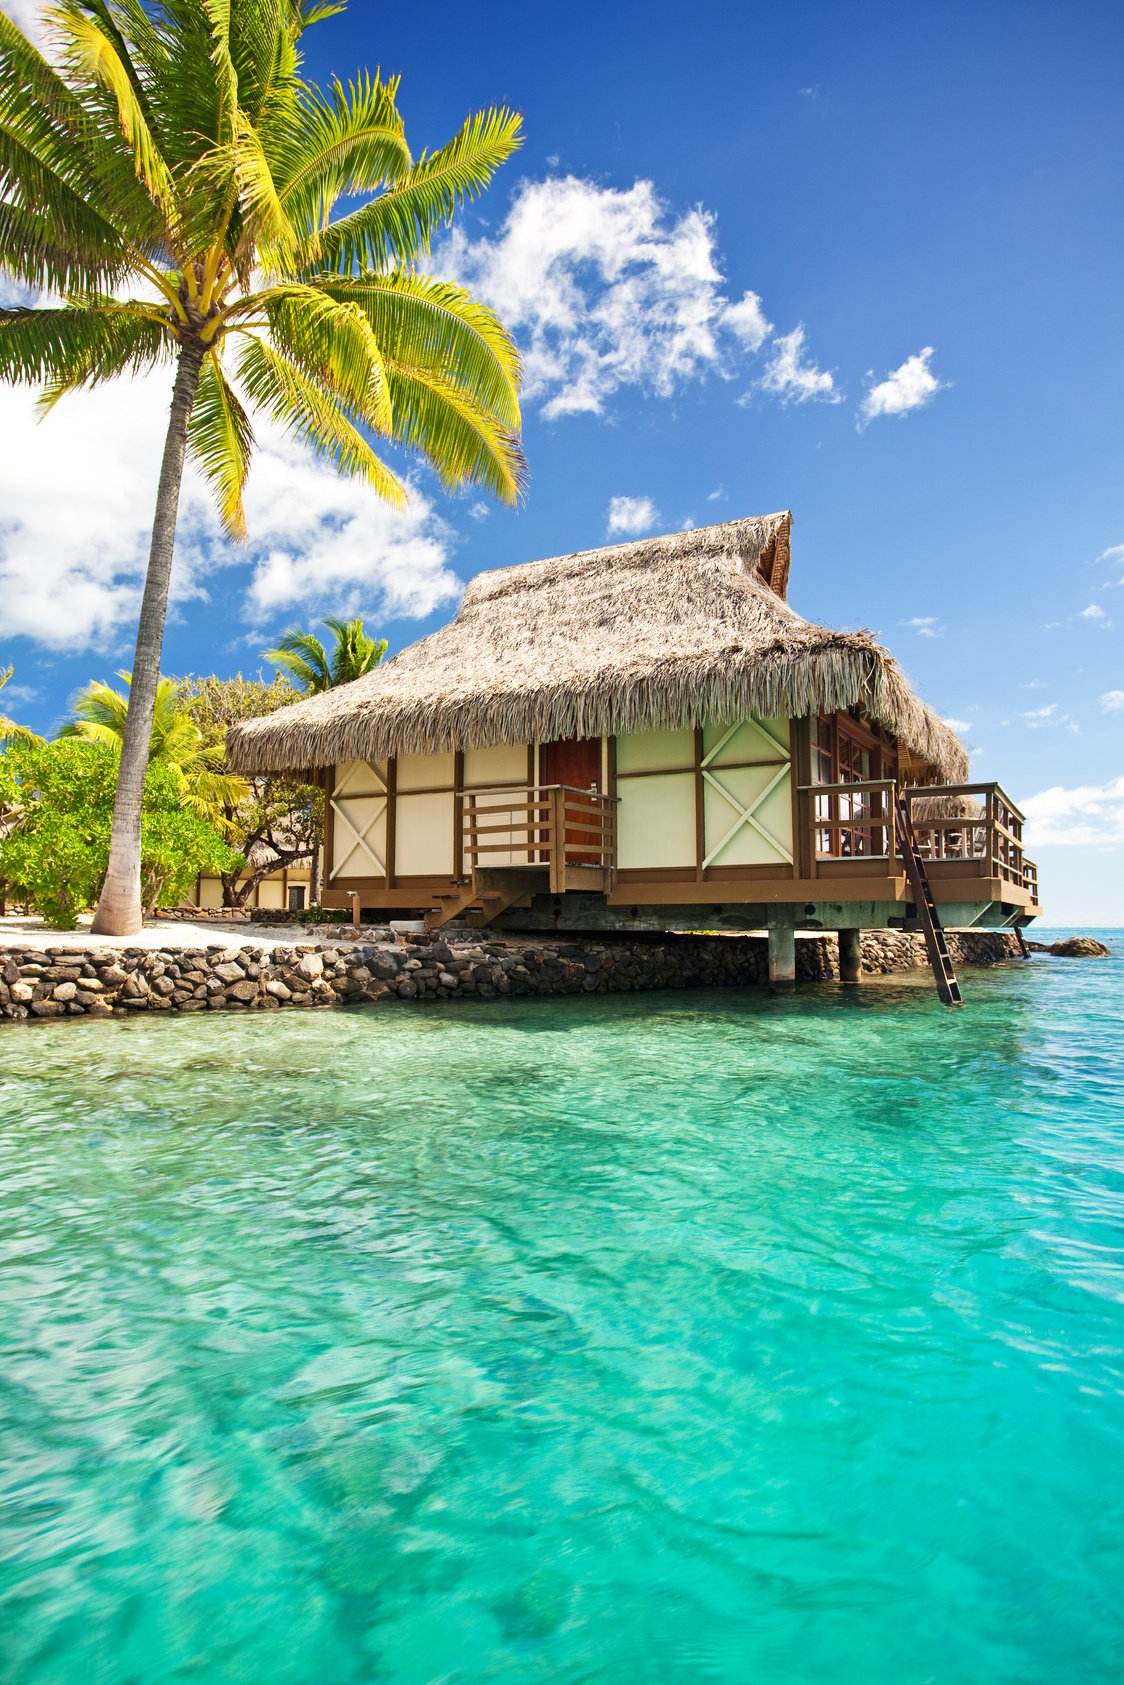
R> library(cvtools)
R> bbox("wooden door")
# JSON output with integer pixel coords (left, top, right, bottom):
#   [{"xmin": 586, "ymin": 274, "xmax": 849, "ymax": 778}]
[{"xmin": 541, "ymin": 737, "xmax": 601, "ymax": 862}]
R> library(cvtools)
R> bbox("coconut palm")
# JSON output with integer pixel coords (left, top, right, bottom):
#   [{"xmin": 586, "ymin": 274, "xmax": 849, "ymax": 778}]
[
  {"xmin": 0, "ymin": 2, "xmax": 524, "ymax": 934},
  {"xmin": 0, "ymin": 666, "xmax": 43, "ymax": 749},
  {"xmin": 263, "ymin": 615, "xmax": 387, "ymax": 696},
  {"xmin": 63, "ymin": 673, "xmax": 249, "ymax": 830}
]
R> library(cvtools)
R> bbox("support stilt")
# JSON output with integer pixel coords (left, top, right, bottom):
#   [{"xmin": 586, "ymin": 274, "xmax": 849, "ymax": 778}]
[
  {"xmin": 768, "ymin": 925, "xmax": 796, "ymax": 989},
  {"xmin": 839, "ymin": 927, "xmax": 862, "ymax": 984}
]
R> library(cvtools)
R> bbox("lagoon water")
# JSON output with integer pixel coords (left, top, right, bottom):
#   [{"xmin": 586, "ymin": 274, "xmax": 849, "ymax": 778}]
[{"xmin": 1, "ymin": 943, "xmax": 1122, "ymax": 1683}]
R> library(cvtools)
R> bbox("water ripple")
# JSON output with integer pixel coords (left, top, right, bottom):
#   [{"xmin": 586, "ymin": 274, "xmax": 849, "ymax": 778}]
[{"xmin": 1, "ymin": 947, "xmax": 1122, "ymax": 1682}]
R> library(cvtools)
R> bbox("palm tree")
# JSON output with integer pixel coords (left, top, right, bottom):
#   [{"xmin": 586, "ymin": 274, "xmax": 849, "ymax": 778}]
[
  {"xmin": 0, "ymin": 666, "xmax": 43, "ymax": 749},
  {"xmin": 0, "ymin": 2, "xmax": 524, "ymax": 934},
  {"xmin": 63, "ymin": 673, "xmax": 249, "ymax": 830},
  {"xmin": 264, "ymin": 615, "xmax": 387, "ymax": 696}
]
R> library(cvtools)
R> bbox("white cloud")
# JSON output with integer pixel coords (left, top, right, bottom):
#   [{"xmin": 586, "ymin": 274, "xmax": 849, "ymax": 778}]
[
  {"xmin": 1101, "ymin": 691, "xmax": 1124, "ymax": 713},
  {"xmin": 3, "ymin": 1, "xmax": 49, "ymax": 45},
  {"xmin": 1023, "ymin": 776, "xmax": 1124, "ymax": 848},
  {"xmin": 759, "ymin": 326, "xmax": 838, "ymax": 404},
  {"xmin": 1081, "ymin": 602, "xmax": 1108, "ymax": 621},
  {"xmin": 860, "ymin": 346, "xmax": 942, "ymax": 426},
  {"xmin": 902, "ymin": 615, "xmax": 942, "ymax": 638},
  {"xmin": 241, "ymin": 452, "xmax": 459, "ymax": 623},
  {"xmin": 1097, "ymin": 543, "xmax": 1124, "ymax": 566},
  {"xmin": 606, "ymin": 495, "xmax": 660, "ymax": 537},
  {"xmin": 0, "ymin": 368, "xmax": 460, "ymax": 653},
  {"xmin": 1021, "ymin": 703, "xmax": 1079, "ymax": 734},
  {"xmin": 942, "ymin": 716, "xmax": 973, "ymax": 733},
  {"xmin": 468, "ymin": 501, "xmax": 491, "ymax": 522},
  {"xmin": 706, "ymin": 486, "xmax": 726, "ymax": 502},
  {"xmin": 445, "ymin": 176, "xmax": 774, "ymax": 420}
]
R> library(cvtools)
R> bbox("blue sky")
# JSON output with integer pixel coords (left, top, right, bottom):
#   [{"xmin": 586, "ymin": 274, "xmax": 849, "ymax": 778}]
[{"xmin": 1, "ymin": 0, "xmax": 1121, "ymax": 921}]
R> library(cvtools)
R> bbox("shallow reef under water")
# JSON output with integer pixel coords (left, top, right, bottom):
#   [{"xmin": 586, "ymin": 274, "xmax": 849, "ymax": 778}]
[{"xmin": 0, "ymin": 944, "xmax": 1122, "ymax": 1682}]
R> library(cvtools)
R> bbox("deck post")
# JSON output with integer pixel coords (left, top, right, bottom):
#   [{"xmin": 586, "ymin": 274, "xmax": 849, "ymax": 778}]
[
  {"xmin": 839, "ymin": 927, "xmax": 862, "ymax": 984},
  {"xmin": 767, "ymin": 925, "xmax": 796, "ymax": 990}
]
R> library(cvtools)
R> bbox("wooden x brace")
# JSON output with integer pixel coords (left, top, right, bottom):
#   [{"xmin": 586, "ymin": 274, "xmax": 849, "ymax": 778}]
[{"xmin": 702, "ymin": 762, "xmax": 793, "ymax": 868}]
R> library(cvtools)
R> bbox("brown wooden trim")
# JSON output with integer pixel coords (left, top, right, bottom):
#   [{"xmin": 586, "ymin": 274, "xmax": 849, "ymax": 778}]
[
  {"xmin": 448, "ymin": 751, "xmax": 461, "ymax": 881},
  {"xmin": 324, "ymin": 766, "xmax": 336, "ymax": 884},
  {"xmin": 791, "ymin": 717, "xmax": 813, "ymax": 880},
  {"xmin": 391, "ymin": 781, "xmax": 458, "ymax": 798},
  {"xmin": 615, "ymin": 763, "xmax": 697, "ymax": 779},
  {"xmin": 386, "ymin": 756, "xmax": 398, "ymax": 890},
  {"xmin": 694, "ymin": 725, "xmax": 705, "ymax": 883}
]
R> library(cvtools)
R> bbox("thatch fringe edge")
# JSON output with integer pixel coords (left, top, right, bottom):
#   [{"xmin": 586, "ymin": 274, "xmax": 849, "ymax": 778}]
[{"xmin": 228, "ymin": 640, "xmax": 968, "ymax": 782}]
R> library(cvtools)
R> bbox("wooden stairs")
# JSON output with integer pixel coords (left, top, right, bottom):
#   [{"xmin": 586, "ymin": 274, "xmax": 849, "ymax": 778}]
[
  {"xmin": 425, "ymin": 868, "xmax": 544, "ymax": 933},
  {"xmin": 894, "ymin": 795, "xmax": 964, "ymax": 1006}
]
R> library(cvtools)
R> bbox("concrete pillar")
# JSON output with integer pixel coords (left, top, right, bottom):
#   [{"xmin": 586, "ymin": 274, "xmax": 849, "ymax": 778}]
[
  {"xmin": 768, "ymin": 925, "xmax": 796, "ymax": 989},
  {"xmin": 839, "ymin": 927, "xmax": 862, "ymax": 984}
]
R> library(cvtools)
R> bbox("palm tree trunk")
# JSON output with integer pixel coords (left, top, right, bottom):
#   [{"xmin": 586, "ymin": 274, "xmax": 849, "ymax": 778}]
[{"xmin": 91, "ymin": 341, "xmax": 204, "ymax": 936}]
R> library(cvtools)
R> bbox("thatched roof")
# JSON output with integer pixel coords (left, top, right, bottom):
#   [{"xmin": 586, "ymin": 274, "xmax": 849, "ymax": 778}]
[{"xmin": 228, "ymin": 512, "xmax": 967, "ymax": 780}]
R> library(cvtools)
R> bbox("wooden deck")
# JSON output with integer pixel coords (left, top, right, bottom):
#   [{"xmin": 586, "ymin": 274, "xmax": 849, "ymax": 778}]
[{"xmin": 324, "ymin": 777, "xmax": 1039, "ymax": 929}]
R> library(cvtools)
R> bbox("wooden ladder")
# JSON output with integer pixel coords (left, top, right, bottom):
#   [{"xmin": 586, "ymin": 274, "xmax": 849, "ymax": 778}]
[{"xmin": 894, "ymin": 795, "xmax": 964, "ymax": 1006}]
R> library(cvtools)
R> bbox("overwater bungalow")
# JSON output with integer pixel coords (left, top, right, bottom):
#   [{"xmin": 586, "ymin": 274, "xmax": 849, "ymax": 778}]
[{"xmin": 228, "ymin": 513, "xmax": 1039, "ymax": 993}]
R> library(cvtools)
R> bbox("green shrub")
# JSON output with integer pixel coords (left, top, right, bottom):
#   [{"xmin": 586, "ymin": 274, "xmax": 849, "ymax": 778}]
[{"xmin": 0, "ymin": 739, "xmax": 241, "ymax": 928}]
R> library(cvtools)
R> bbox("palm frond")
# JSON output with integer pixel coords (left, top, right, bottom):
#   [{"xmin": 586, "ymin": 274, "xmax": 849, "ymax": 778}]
[
  {"xmin": 314, "ymin": 105, "xmax": 522, "ymax": 272},
  {"xmin": 278, "ymin": 72, "xmax": 410, "ymax": 247},
  {"xmin": 384, "ymin": 357, "xmax": 526, "ymax": 505},
  {"xmin": 233, "ymin": 107, "xmax": 297, "ymax": 266},
  {"xmin": 0, "ymin": 301, "xmax": 174, "ymax": 398},
  {"xmin": 317, "ymin": 268, "xmax": 522, "ymax": 430},
  {"xmin": 236, "ymin": 335, "xmax": 406, "ymax": 506},
  {"xmin": 188, "ymin": 350, "xmax": 255, "ymax": 539},
  {"xmin": 65, "ymin": 670, "xmax": 248, "ymax": 826},
  {"xmin": 263, "ymin": 628, "xmax": 332, "ymax": 694},
  {"xmin": 323, "ymin": 615, "xmax": 387, "ymax": 685},
  {"xmin": 50, "ymin": 2, "xmax": 180, "ymax": 235},
  {"xmin": 0, "ymin": 664, "xmax": 43, "ymax": 749},
  {"xmin": 252, "ymin": 281, "xmax": 392, "ymax": 431}
]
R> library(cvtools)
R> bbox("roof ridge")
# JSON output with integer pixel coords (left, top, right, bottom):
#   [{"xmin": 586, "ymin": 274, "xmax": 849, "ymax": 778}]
[{"xmin": 461, "ymin": 511, "xmax": 793, "ymax": 609}]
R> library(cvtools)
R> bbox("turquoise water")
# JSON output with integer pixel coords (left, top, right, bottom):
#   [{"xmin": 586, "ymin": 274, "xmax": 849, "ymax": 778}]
[{"xmin": 1, "ymin": 944, "xmax": 1122, "ymax": 1683}]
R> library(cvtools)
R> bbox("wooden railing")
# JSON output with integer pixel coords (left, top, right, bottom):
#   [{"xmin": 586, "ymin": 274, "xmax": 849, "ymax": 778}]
[
  {"xmin": 461, "ymin": 784, "xmax": 618, "ymax": 891},
  {"xmin": 900, "ymin": 783, "xmax": 1036, "ymax": 899},
  {"xmin": 797, "ymin": 779, "xmax": 1039, "ymax": 905},
  {"xmin": 802, "ymin": 778, "xmax": 897, "ymax": 859}
]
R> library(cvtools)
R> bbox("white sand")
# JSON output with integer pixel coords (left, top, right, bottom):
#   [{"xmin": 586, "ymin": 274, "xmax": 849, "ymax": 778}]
[{"xmin": 0, "ymin": 913, "xmax": 339, "ymax": 952}]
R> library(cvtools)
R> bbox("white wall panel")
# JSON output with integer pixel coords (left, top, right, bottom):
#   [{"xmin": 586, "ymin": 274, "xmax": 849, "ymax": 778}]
[
  {"xmin": 396, "ymin": 791, "xmax": 454, "ymax": 876},
  {"xmin": 397, "ymin": 751, "xmax": 455, "ymax": 791},
  {"xmin": 617, "ymin": 772, "xmax": 696, "ymax": 868},
  {"xmin": 616, "ymin": 727, "xmax": 695, "ymax": 775},
  {"xmin": 463, "ymin": 743, "xmax": 528, "ymax": 786}
]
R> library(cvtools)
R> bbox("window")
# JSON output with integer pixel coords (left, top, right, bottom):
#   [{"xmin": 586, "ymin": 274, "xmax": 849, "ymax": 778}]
[
  {"xmin": 288, "ymin": 885, "xmax": 306, "ymax": 913},
  {"xmin": 812, "ymin": 714, "xmax": 887, "ymax": 857}
]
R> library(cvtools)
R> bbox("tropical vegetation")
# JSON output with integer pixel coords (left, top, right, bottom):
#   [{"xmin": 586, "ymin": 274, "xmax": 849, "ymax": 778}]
[
  {"xmin": 0, "ymin": 0, "xmax": 525, "ymax": 935},
  {"xmin": 0, "ymin": 667, "xmax": 42, "ymax": 749},
  {"xmin": 263, "ymin": 615, "xmax": 387, "ymax": 696},
  {"xmin": 64, "ymin": 672, "xmax": 248, "ymax": 830},
  {"xmin": 0, "ymin": 737, "xmax": 238, "ymax": 928},
  {"xmin": 181, "ymin": 671, "xmax": 323, "ymax": 906}
]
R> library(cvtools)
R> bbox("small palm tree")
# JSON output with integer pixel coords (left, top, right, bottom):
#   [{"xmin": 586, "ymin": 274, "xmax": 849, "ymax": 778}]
[
  {"xmin": 264, "ymin": 615, "xmax": 387, "ymax": 696},
  {"xmin": 0, "ymin": 2, "xmax": 524, "ymax": 933},
  {"xmin": 63, "ymin": 673, "xmax": 249, "ymax": 831},
  {"xmin": 0, "ymin": 667, "xmax": 43, "ymax": 749}
]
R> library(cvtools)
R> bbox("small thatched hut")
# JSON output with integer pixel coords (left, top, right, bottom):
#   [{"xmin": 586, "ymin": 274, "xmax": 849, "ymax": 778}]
[{"xmin": 228, "ymin": 512, "xmax": 1038, "ymax": 964}]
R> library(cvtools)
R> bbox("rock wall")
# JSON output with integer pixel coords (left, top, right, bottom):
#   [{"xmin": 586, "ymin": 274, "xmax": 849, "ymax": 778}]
[{"xmin": 0, "ymin": 930, "xmax": 1025, "ymax": 1024}]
